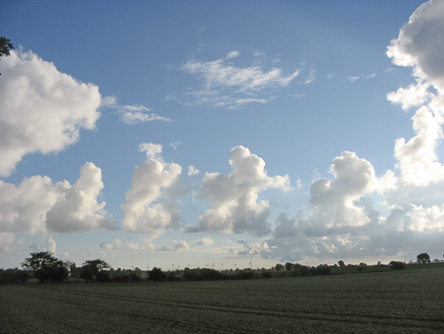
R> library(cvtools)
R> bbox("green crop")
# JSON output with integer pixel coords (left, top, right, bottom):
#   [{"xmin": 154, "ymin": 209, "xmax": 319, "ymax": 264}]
[{"xmin": 1, "ymin": 265, "xmax": 444, "ymax": 333}]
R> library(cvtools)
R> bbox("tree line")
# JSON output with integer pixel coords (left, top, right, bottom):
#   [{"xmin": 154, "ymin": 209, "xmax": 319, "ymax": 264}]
[{"xmin": 0, "ymin": 251, "xmax": 438, "ymax": 284}]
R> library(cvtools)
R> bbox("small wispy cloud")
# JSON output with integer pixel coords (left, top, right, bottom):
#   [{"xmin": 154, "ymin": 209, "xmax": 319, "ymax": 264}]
[
  {"xmin": 179, "ymin": 51, "xmax": 300, "ymax": 109},
  {"xmin": 102, "ymin": 96, "xmax": 172, "ymax": 124},
  {"xmin": 188, "ymin": 165, "xmax": 200, "ymax": 176},
  {"xmin": 156, "ymin": 240, "xmax": 190, "ymax": 252},
  {"xmin": 347, "ymin": 76, "xmax": 360, "ymax": 82},
  {"xmin": 346, "ymin": 73, "xmax": 376, "ymax": 82},
  {"xmin": 169, "ymin": 140, "xmax": 183, "ymax": 151},
  {"xmin": 226, "ymin": 50, "xmax": 240, "ymax": 60},
  {"xmin": 305, "ymin": 70, "xmax": 316, "ymax": 84}
]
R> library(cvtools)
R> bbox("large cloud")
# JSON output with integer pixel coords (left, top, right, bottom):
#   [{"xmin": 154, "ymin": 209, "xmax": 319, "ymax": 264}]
[
  {"xmin": 46, "ymin": 162, "xmax": 115, "ymax": 232},
  {"xmin": 387, "ymin": 0, "xmax": 444, "ymax": 93},
  {"xmin": 0, "ymin": 162, "xmax": 114, "ymax": 234},
  {"xmin": 308, "ymin": 152, "xmax": 376, "ymax": 232},
  {"xmin": 263, "ymin": 141, "xmax": 444, "ymax": 263},
  {"xmin": 261, "ymin": 1, "xmax": 444, "ymax": 263},
  {"xmin": 386, "ymin": 0, "xmax": 444, "ymax": 188},
  {"xmin": 0, "ymin": 175, "xmax": 59, "ymax": 234},
  {"xmin": 386, "ymin": 1, "xmax": 444, "ymax": 188},
  {"xmin": 122, "ymin": 144, "xmax": 183, "ymax": 234},
  {"xmin": 260, "ymin": 151, "xmax": 383, "ymax": 262},
  {"xmin": 393, "ymin": 105, "xmax": 444, "ymax": 186},
  {"xmin": 0, "ymin": 50, "xmax": 101, "ymax": 177},
  {"xmin": 190, "ymin": 146, "xmax": 290, "ymax": 236}
]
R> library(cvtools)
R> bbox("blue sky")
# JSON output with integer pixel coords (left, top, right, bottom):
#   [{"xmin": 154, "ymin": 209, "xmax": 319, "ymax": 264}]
[{"xmin": 1, "ymin": 0, "xmax": 444, "ymax": 270}]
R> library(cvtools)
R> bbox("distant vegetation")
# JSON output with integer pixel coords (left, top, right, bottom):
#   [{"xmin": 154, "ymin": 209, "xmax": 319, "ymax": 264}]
[{"xmin": 0, "ymin": 251, "xmax": 441, "ymax": 285}]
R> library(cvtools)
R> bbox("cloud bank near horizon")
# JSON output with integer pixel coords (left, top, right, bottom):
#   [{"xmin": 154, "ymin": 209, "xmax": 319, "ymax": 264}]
[{"xmin": 261, "ymin": 0, "xmax": 444, "ymax": 263}]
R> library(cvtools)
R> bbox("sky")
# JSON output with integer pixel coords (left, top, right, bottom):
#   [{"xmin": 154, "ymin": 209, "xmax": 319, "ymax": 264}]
[{"xmin": 1, "ymin": 0, "xmax": 444, "ymax": 270}]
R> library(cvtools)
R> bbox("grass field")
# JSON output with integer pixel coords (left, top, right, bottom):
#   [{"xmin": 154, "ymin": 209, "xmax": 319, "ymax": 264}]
[{"xmin": 1, "ymin": 265, "xmax": 444, "ymax": 333}]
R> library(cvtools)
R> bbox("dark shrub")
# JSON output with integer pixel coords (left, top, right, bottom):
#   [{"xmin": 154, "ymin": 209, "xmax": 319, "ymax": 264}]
[
  {"xmin": 97, "ymin": 271, "xmax": 111, "ymax": 283},
  {"xmin": 389, "ymin": 261, "xmax": 405, "ymax": 270},
  {"xmin": 358, "ymin": 263, "xmax": 367, "ymax": 272},
  {"xmin": 183, "ymin": 268, "xmax": 200, "ymax": 281},
  {"xmin": 239, "ymin": 269, "xmax": 254, "ymax": 280},
  {"xmin": 316, "ymin": 264, "xmax": 331, "ymax": 275},
  {"xmin": 148, "ymin": 267, "xmax": 166, "ymax": 282},
  {"xmin": 300, "ymin": 265, "xmax": 311, "ymax": 276},
  {"xmin": 261, "ymin": 271, "xmax": 273, "ymax": 279},
  {"xmin": 0, "ymin": 269, "xmax": 29, "ymax": 284},
  {"xmin": 130, "ymin": 272, "xmax": 142, "ymax": 282}
]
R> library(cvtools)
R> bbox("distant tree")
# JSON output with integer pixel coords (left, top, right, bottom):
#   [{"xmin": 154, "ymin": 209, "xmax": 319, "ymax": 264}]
[
  {"xmin": 389, "ymin": 261, "xmax": 405, "ymax": 270},
  {"xmin": 148, "ymin": 267, "xmax": 166, "ymax": 282},
  {"xmin": 284, "ymin": 262, "xmax": 294, "ymax": 271},
  {"xmin": 96, "ymin": 270, "xmax": 112, "ymax": 282},
  {"xmin": 417, "ymin": 253, "xmax": 431, "ymax": 264},
  {"xmin": 338, "ymin": 260, "xmax": 345, "ymax": 267},
  {"xmin": 238, "ymin": 269, "xmax": 254, "ymax": 280},
  {"xmin": 275, "ymin": 263, "xmax": 284, "ymax": 271},
  {"xmin": 80, "ymin": 259, "xmax": 110, "ymax": 282},
  {"xmin": 261, "ymin": 271, "xmax": 273, "ymax": 279},
  {"xmin": 129, "ymin": 271, "xmax": 142, "ymax": 282},
  {"xmin": 182, "ymin": 268, "xmax": 224, "ymax": 281},
  {"xmin": 0, "ymin": 36, "xmax": 14, "ymax": 75},
  {"xmin": 21, "ymin": 252, "xmax": 69, "ymax": 283},
  {"xmin": 303, "ymin": 265, "xmax": 313, "ymax": 276},
  {"xmin": 316, "ymin": 264, "xmax": 331, "ymax": 275},
  {"xmin": 109, "ymin": 268, "xmax": 127, "ymax": 283},
  {"xmin": 68, "ymin": 262, "xmax": 77, "ymax": 277},
  {"xmin": 291, "ymin": 263, "xmax": 302, "ymax": 276},
  {"xmin": 200, "ymin": 268, "xmax": 224, "ymax": 280},
  {"xmin": 0, "ymin": 269, "xmax": 29, "ymax": 284},
  {"xmin": 358, "ymin": 263, "xmax": 367, "ymax": 272}
]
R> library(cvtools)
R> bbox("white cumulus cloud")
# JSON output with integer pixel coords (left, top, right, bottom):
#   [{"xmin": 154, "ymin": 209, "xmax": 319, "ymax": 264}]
[
  {"xmin": 46, "ymin": 162, "xmax": 115, "ymax": 232},
  {"xmin": 387, "ymin": 81, "xmax": 433, "ymax": 111},
  {"xmin": 0, "ymin": 50, "xmax": 101, "ymax": 177},
  {"xmin": 308, "ymin": 152, "xmax": 376, "ymax": 231},
  {"xmin": 122, "ymin": 144, "xmax": 183, "ymax": 234},
  {"xmin": 189, "ymin": 145, "xmax": 290, "ymax": 236},
  {"xmin": 394, "ymin": 106, "xmax": 444, "ymax": 186},
  {"xmin": 387, "ymin": 0, "xmax": 444, "ymax": 93},
  {"xmin": 0, "ymin": 162, "xmax": 115, "ymax": 234}
]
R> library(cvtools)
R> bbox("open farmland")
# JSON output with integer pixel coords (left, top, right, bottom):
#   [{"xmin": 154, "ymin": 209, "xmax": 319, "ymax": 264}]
[{"xmin": 1, "ymin": 265, "xmax": 444, "ymax": 333}]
